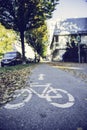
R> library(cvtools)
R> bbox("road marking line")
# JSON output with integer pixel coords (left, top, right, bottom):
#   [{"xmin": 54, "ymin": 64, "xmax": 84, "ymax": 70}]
[
  {"xmin": 31, "ymin": 82, "xmax": 39, "ymax": 85},
  {"xmin": 31, "ymin": 83, "xmax": 51, "ymax": 87},
  {"xmin": 77, "ymin": 128, "xmax": 83, "ymax": 130},
  {"xmin": 53, "ymin": 66, "xmax": 83, "ymax": 70},
  {"xmin": 38, "ymin": 74, "xmax": 45, "ymax": 80}
]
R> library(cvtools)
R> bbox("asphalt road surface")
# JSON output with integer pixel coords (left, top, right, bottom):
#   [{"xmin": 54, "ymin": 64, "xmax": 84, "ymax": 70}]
[{"xmin": 0, "ymin": 64, "xmax": 87, "ymax": 130}]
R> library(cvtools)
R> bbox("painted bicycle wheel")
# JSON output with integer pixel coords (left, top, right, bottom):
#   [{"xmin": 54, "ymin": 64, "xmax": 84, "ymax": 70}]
[
  {"xmin": 4, "ymin": 89, "xmax": 32, "ymax": 109},
  {"xmin": 46, "ymin": 88, "xmax": 75, "ymax": 108}
]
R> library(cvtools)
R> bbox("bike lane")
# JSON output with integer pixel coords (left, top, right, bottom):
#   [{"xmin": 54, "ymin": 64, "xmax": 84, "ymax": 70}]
[{"xmin": 0, "ymin": 64, "xmax": 87, "ymax": 130}]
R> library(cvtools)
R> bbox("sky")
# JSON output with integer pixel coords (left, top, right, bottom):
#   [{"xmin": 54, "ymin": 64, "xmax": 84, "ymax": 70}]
[{"xmin": 52, "ymin": 0, "xmax": 87, "ymax": 20}]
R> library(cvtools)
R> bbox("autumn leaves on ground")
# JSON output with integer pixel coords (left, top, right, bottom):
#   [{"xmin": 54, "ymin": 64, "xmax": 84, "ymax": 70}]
[
  {"xmin": 0, "ymin": 62, "xmax": 87, "ymax": 108},
  {"xmin": 0, "ymin": 64, "xmax": 36, "ymax": 107}
]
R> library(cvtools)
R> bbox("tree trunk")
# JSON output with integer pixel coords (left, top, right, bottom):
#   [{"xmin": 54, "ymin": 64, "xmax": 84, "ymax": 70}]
[{"xmin": 20, "ymin": 31, "xmax": 26, "ymax": 62}]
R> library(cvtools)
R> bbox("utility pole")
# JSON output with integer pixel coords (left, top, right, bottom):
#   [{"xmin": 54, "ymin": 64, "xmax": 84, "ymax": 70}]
[
  {"xmin": 78, "ymin": 41, "xmax": 81, "ymax": 63},
  {"xmin": 76, "ymin": 34, "xmax": 81, "ymax": 63}
]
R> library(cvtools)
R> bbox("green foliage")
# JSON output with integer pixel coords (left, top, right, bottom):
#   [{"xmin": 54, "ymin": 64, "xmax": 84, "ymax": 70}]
[
  {"xmin": 0, "ymin": 24, "xmax": 16, "ymax": 58},
  {"xmin": 25, "ymin": 23, "xmax": 48, "ymax": 57},
  {"xmin": 0, "ymin": 63, "xmax": 35, "ymax": 73},
  {"xmin": 0, "ymin": 0, "xmax": 59, "ymax": 31},
  {"xmin": 0, "ymin": 0, "xmax": 59, "ymax": 60}
]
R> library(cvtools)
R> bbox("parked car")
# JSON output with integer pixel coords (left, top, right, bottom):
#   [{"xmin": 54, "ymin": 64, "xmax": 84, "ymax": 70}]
[
  {"xmin": 26, "ymin": 56, "xmax": 40, "ymax": 64},
  {"xmin": 26, "ymin": 58, "xmax": 34, "ymax": 64},
  {"xmin": 1, "ymin": 51, "xmax": 23, "ymax": 67},
  {"xmin": 34, "ymin": 55, "xmax": 40, "ymax": 63}
]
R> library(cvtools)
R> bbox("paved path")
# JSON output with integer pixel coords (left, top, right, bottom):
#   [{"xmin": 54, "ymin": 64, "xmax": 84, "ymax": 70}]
[{"xmin": 0, "ymin": 64, "xmax": 87, "ymax": 130}]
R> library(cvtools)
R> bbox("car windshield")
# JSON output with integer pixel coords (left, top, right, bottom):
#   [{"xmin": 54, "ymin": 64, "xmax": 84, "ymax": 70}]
[{"xmin": 4, "ymin": 53, "xmax": 16, "ymax": 58}]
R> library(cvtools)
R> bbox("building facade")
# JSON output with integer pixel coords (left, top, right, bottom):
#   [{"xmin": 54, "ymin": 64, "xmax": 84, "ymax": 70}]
[{"xmin": 50, "ymin": 18, "xmax": 87, "ymax": 63}]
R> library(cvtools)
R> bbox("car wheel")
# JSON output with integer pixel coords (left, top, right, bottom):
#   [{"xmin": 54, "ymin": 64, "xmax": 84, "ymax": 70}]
[
  {"xmin": 1, "ymin": 64, "xmax": 4, "ymax": 67},
  {"xmin": 12, "ymin": 61, "xmax": 15, "ymax": 66}
]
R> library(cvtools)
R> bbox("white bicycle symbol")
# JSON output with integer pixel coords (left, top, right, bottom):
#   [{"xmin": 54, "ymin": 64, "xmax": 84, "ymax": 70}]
[{"xmin": 4, "ymin": 83, "xmax": 75, "ymax": 109}]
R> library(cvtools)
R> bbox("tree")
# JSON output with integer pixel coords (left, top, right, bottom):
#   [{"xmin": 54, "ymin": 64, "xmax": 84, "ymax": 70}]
[
  {"xmin": 0, "ymin": 0, "xmax": 59, "ymax": 61},
  {"xmin": 0, "ymin": 24, "xmax": 16, "ymax": 58},
  {"xmin": 25, "ymin": 23, "xmax": 48, "ymax": 58}
]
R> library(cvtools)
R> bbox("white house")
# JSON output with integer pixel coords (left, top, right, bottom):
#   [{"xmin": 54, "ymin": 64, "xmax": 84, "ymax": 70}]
[{"xmin": 50, "ymin": 17, "xmax": 87, "ymax": 62}]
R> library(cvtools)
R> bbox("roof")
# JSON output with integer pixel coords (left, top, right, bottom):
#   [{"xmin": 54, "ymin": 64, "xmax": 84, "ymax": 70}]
[{"xmin": 54, "ymin": 18, "xmax": 87, "ymax": 35}]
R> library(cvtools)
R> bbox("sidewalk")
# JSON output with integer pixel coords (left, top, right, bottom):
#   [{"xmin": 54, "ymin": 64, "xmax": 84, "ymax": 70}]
[{"xmin": 48, "ymin": 62, "xmax": 87, "ymax": 83}]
